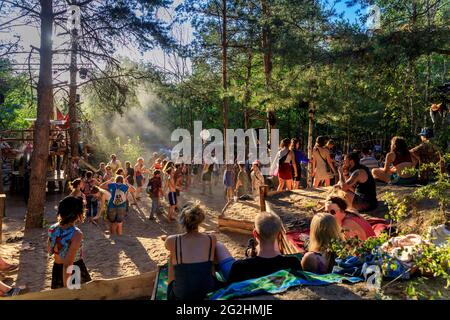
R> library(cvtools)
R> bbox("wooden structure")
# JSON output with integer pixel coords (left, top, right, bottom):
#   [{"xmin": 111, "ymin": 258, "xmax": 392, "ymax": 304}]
[
  {"xmin": 218, "ymin": 186, "xmax": 301, "ymax": 255},
  {"xmin": 3, "ymin": 270, "xmax": 157, "ymax": 300}
]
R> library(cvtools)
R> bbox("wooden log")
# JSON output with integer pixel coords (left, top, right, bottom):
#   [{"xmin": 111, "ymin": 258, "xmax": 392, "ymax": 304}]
[
  {"xmin": 259, "ymin": 185, "xmax": 268, "ymax": 211},
  {"xmin": 218, "ymin": 226, "xmax": 253, "ymax": 235},
  {"xmin": 4, "ymin": 270, "xmax": 157, "ymax": 300},
  {"xmin": 218, "ymin": 216, "xmax": 254, "ymax": 231},
  {"xmin": 0, "ymin": 194, "xmax": 5, "ymax": 243}
]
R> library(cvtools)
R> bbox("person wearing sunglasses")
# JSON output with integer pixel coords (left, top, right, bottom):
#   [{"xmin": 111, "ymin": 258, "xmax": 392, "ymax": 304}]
[{"xmin": 325, "ymin": 196, "xmax": 375, "ymax": 241}]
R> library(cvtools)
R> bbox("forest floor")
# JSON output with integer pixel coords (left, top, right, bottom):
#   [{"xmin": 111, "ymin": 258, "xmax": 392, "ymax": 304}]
[{"xmin": 0, "ymin": 181, "xmax": 448, "ymax": 300}]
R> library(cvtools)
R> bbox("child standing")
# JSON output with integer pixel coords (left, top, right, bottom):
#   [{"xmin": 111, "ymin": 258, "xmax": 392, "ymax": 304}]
[
  {"xmin": 48, "ymin": 196, "xmax": 91, "ymax": 289},
  {"xmin": 223, "ymin": 164, "xmax": 234, "ymax": 202},
  {"xmin": 147, "ymin": 170, "xmax": 163, "ymax": 220},
  {"xmin": 81, "ymin": 171, "xmax": 99, "ymax": 225}
]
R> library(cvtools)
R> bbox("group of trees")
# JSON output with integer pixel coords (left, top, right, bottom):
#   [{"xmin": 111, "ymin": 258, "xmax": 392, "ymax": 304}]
[
  {"xmin": 0, "ymin": 0, "xmax": 449, "ymax": 228},
  {"xmin": 1, "ymin": 0, "xmax": 174, "ymax": 228},
  {"xmin": 151, "ymin": 0, "xmax": 449, "ymax": 152}
]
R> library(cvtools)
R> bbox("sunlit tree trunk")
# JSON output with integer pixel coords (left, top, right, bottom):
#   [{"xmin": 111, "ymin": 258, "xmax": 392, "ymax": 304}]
[
  {"xmin": 222, "ymin": 0, "xmax": 229, "ymax": 155},
  {"xmin": 26, "ymin": 0, "xmax": 53, "ymax": 229},
  {"xmin": 69, "ymin": 27, "xmax": 79, "ymax": 160}
]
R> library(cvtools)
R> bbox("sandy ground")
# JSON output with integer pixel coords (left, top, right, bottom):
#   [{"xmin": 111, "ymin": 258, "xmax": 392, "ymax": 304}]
[{"xmin": 0, "ymin": 182, "xmax": 447, "ymax": 299}]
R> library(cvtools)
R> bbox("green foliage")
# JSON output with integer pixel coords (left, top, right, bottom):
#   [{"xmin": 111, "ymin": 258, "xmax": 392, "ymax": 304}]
[
  {"xmin": 329, "ymin": 232, "xmax": 389, "ymax": 259},
  {"xmin": 405, "ymin": 153, "xmax": 450, "ymax": 219},
  {"xmin": 406, "ymin": 242, "xmax": 450, "ymax": 300},
  {"xmin": 382, "ymin": 192, "xmax": 409, "ymax": 234}
]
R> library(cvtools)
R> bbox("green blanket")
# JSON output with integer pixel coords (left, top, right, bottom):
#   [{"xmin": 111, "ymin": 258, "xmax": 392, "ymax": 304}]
[{"xmin": 153, "ymin": 265, "xmax": 363, "ymax": 300}]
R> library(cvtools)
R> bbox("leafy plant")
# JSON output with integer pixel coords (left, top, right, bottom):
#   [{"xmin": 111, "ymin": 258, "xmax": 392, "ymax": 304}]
[{"xmin": 382, "ymin": 192, "xmax": 410, "ymax": 236}]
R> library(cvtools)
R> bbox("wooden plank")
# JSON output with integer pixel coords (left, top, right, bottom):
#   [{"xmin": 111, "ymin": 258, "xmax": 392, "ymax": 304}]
[
  {"xmin": 218, "ymin": 216, "xmax": 254, "ymax": 231},
  {"xmin": 4, "ymin": 271, "xmax": 157, "ymax": 300},
  {"xmin": 218, "ymin": 226, "xmax": 253, "ymax": 235},
  {"xmin": 151, "ymin": 266, "xmax": 161, "ymax": 300},
  {"xmin": 0, "ymin": 194, "xmax": 4, "ymax": 244},
  {"xmin": 259, "ymin": 185, "xmax": 268, "ymax": 211}
]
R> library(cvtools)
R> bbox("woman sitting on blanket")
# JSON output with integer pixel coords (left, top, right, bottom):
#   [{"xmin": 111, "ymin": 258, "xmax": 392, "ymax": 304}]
[
  {"xmin": 165, "ymin": 202, "xmax": 222, "ymax": 300},
  {"xmin": 302, "ymin": 213, "xmax": 343, "ymax": 274},
  {"xmin": 325, "ymin": 195, "xmax": 375, "ymax": 241},
  {"xmin": 215, "ymin": 211, "xmax": 302, "ymax": 284}
]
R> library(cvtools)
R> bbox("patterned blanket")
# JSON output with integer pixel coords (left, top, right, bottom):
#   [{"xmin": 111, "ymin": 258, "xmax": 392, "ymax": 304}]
[{"xmin": 153, "ymin": 265, "xmax": 363, "ymax": 300}]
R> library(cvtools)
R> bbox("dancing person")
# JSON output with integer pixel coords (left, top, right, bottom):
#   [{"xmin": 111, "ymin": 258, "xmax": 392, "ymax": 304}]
[
  {"xmin": 81, "ymin": 171, "xmax": 99, "ymax": 225},
  {"xmin": 164, "ymin": 167, "xmax": 177, "ymax": 222},
  {"xmin": 125, "ymin": 161, "xmax": 135, "ymax": 186},
  {"xmin": 201, "ymin": 162, "xmax": 213, "ymax": 195},
  {"xmin": 223, "ymin": 164, "xmax": 234, "ymax": 202},
  {"xmin": 103, "ymin": 165, "xmax": 113, "ymax": 181},
  {"xmin": 147, "ymin": 170, "xmax": 163, "ymax": 220},
  {"xmin": 291, "ymin": 138, "xmax": 309, "ymax": 189},
  {"xmin": 48, "ymin": 196, "xmax": 91, "ymax": 289},
  {"xmin": 107, "ymin": 154, "xmax": 122, "ymax": 173},
  {"xmin": 68, "ymin": 178, "xmax": 85, "ymax": 201},
  {"xmin": 235, "ymin": 163, "xmax": 251, "ymax": 197},
  {"xmin": 372, "ymin": 136, "xmax": 418, "ymax": 185},
  {"xmin": 336, "ymin": 152, "xmax": 378, "ymax": 212},
  {"xmin": 311, "ymin": 136, "xmax": 336, "ymax": 187},
  {"xmin": 273, "ymin": 138, "xmax": 297, "ymax": 191},
  {"xmin": 100, "ymin": 175, "xmax": 135, "ymax": 236},
  {"xmin": 165, "ymin": 203, "xmax": 221, "ymax": 300},
  {"xmin": 325, "ymin": 195, "xmax": 375, "ymax": 241},
  {"xmin": 97, "ymin": 162, "xmax": 106, "ymax": 180},
  {"xmin": 250, "ymin": 160, "xmax": 265, "ymax": 196},
  {"xmin": 301, "ymin": 212, "xmax": 343, "ymax": 274},
  {"xmin": 90, "ymin": 186, "xmax": 111, "ymax": 223},
  {"xmin": 134, "ymin": 157, "xmax": 147, "ymax": 200},
  {"xmin": 216, "ymin": 211, "xmax": 302, "ymax": 283}
]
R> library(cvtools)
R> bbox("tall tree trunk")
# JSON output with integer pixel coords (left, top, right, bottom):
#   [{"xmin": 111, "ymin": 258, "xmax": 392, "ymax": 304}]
[
  {"xmin": 69, "ymin": 27, "xmax": 79, "ymax": 160},
  {"xmin": 307, "ymin": 103, "xmax": 314, "ymax": 187},
  {"xmin": 243, "ymin": 48, "xmax": 253, "ymax": 130},
  {"xmin": 222, "ymin": 0, "xmax": 229, "ymax": 152},
  {"xmin": 26, "ymin": 0, "xmax": 53, "ymax": 229},
  {"xmin": 261, "ymin": 0, "xmax": 273, "ymax": 135}
]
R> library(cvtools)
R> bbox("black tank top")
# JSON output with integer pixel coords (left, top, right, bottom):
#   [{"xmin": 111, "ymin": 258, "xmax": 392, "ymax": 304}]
[{"xmin": 352, "ymin": 164, "xmax": 377, "ymax": 204}]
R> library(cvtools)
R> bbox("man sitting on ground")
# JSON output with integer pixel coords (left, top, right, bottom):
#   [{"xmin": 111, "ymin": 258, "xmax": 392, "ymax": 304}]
[
  {"xmin": 360, "ymin": 147, "xmax": 379, "ymax": 170},
  {"xmin": 410, "ymin": 127, "xmax": 442, "ymax": 184},
  {"xmin": 335, "ymin": 152, "xmax": 378, "ymax": 212},
  {"xmin": 215, "ymin": 211, "xmax": 301, "ymax": 284}
]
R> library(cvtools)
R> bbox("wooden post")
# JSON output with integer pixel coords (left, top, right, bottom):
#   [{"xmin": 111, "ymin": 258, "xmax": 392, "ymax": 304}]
[
  {"xmin": 259, "ymin": 185, "xmax": 268, "ymax": 212},
  {"xmin": 0, "ymin": 194, "xmax": 5, "ymax": 244}
]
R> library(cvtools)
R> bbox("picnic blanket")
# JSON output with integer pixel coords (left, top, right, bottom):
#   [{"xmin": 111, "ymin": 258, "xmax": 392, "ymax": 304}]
[{"xmin": 153, "ymin": 265, "xmax": 363, "ymax": 300}]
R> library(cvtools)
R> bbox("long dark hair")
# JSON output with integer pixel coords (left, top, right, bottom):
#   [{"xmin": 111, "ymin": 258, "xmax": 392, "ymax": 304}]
[
  {"xmin": 315, "ymin": 136, "xmax": 327, "ymax": 148},
  {"xmin": 58, "ymin": 196, "xmax": 84, "ymax": 225},
  {"xmin": 390, "ymin": 136, "xmax": 409, "ymax": 158},
  {"xmin": 291, "ymin": 138, "xmax": 300, "ymax": 150}
]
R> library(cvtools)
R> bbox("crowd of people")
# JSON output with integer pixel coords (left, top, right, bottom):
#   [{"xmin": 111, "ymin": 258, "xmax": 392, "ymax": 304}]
[{"xmin": 3, "ymin": 126, "xmax": 443, "ymax": 298}]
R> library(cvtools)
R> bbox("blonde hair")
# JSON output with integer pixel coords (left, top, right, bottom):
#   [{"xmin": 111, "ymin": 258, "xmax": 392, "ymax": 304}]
[
  {"xmin": 179, "ymin": 202, "xmax": 205, "ymax": 232},
  {"xmin": 255, "ymin": 212, "xmax": 282, "ymax": 242},
  {"xmin": 309, "ymin": 212, "xmax": 343, "ymax": 252}
]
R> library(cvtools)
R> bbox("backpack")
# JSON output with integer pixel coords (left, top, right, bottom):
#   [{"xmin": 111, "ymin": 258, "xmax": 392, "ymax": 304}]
[
  {"xmin": 146, "ymin": 179, "xmax": 153, "ymax": 195},
  {"xmin": 112, "ymin": 185, "xmax": 127, "ymax": 207}
]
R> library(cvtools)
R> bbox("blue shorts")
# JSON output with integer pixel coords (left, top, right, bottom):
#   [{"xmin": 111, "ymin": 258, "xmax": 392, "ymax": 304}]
[
  {"xmin": 168, "ymin": 192, "xmax": 177, "ymax": 206},
  {"xmin": 136, "ymin": 175, "xmax": 144, "ymax": 187},
  {"xmin": 218, "ymin": 257, "xmax": 237, "ymax": 281}
]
